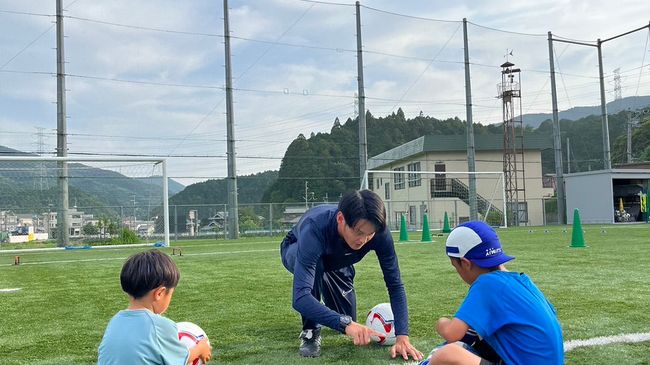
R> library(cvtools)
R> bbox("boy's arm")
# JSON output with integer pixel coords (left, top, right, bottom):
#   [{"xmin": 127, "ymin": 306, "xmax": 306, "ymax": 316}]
[
  {"xmin": 187, "ymin": 339, "xmax": 212, "ymax": 364},
  {"xmin": 436, "ymin": 317, "xmax": 469, "ymax": 343}
]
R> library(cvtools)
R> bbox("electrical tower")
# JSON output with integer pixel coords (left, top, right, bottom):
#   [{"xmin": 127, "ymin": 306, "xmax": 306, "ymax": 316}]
[
  {"xmin": 613, "ymin": 68, "xmax": 622, "ymax": 100},
  {"xmin": 34, "ymin": 127, "xmax": 47, "ymax": 190},
  {"xmin": 498, "ymin": 61, "xmax": 527, "ymax": 226}
]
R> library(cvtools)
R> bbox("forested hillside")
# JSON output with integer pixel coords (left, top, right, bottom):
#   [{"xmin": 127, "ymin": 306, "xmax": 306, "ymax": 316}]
[
  {"xmin": 264, "ymin": 109, "xmax": 640, "ymax": 203},
  {"xmin": 263, "ymin": 108, "xmax": 503, "ymax": 203}
]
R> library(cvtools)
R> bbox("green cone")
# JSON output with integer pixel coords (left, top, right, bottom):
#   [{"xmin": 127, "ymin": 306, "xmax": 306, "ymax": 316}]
[
  {"xmin": 421, "ymin": 214, "xmax": 432, "ymax": 242},
  {"xmin": 570, "ymin": 208, "xmax": 586, "ymax": 248},
  {"xmin": 399, "ymin": 214, "xmax": 409, "ymax": 242},
  {"xmin": 442, "ymin": 212, "xmax": 452, "ymax": 233}
]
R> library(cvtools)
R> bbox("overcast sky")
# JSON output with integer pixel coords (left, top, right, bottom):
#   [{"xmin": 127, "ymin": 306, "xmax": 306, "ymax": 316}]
[{"xmin": 1, "ymin": 0, "xmax": 649, "ymax": 185}]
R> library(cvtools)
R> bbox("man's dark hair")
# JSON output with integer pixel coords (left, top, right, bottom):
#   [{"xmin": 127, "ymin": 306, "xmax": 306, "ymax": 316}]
[
  {"xmin": 338, "ymin": 189, "xmax": 386, "ymax": 231},
  {"xmin": 120, "ymin": 249, "xmax": 180, "ymax": 299}
]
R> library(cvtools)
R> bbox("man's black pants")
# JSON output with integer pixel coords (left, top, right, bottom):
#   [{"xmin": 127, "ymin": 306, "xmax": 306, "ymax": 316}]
[{"xmin": 281, "ymin": 235, "xmax": 357, "ymax": 331}]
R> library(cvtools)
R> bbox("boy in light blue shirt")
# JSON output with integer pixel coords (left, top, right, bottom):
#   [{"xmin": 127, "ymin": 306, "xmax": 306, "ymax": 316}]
[{"xmin": 98, "ymin": 249, "xmax": 212, "ymax": 365}]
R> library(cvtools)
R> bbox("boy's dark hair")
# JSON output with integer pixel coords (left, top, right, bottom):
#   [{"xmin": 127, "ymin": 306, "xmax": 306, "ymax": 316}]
[
  {"xmin": 338, "ymin": 189, "xmax": 386, "ymax": 231},
  {"xmin": 120, "ymin": 249, "xmax": 180, "ymax": 299}
]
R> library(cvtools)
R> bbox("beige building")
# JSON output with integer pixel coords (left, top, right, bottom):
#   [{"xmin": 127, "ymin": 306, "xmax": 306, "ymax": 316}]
[{"xmin": 366, "ymin": 134, "xmax": 553, "ymax": 229}]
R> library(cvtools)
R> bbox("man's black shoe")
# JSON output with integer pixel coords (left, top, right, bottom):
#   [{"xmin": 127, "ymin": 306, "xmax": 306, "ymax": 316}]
[{"xmin": 298, "ymin": 328, "xmax": 321, "ymax": 357}]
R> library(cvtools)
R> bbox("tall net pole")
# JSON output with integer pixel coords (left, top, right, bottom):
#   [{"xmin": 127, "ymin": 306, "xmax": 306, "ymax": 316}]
[
  {"xmin": 223, "ymin": 0, "xmax": 239, "ymax": 239},
  {"xmin": 56, "ymin": 0, "xmax": 70, "ymax": 247},
  {"xmin": 356, "ymin": 1, "xmax": 368, "ymax": 187},
  {"xmin": 462, "ymin": 18, "xmax": 478, "ymax": 221}
]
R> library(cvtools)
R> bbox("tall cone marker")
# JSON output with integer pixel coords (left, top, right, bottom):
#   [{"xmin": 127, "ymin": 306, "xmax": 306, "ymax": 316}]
[
  {"xmin": 442, "ymin": 212, "xmax": 452, "ymax": 233},
  {"xmin": 421, "ymin": 214, "xmax": 432, "ymax": 242},
  {"xmin": 399, "ymin": 214, "xmax": 409, "ymax": 242},
  {"xmin": 570, "ymin": 208, "xmax": 586, "ymax": 248}
]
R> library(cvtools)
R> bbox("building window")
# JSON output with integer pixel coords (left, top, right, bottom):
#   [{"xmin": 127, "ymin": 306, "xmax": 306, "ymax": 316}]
[
  {"xmin": 407, "ymin": 162, "xmax": 421, "ymax": 187},
  {"xmin": 394, "ymin": 167, "xmax": 405, "ymax": 190},
  {"xmin": 434, "ymin": 162, "xmax": 446, "ymax": 191},
  {"xmin": 367, "ymin": 172, "xmax": 374, "ymax": 190},
  {"xmin": 384, "ymin": 182, "xmax": 390, "ymax": 200}
]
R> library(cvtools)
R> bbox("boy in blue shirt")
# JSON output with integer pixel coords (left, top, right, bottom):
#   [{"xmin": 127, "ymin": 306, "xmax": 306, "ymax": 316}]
[
  {"xmin": 422, "ymin": 221, "xmax": 563, "ymax": 365},
  {"xmin": 98, "ymin": 249, "xmax": 212, "ymax": 365}
]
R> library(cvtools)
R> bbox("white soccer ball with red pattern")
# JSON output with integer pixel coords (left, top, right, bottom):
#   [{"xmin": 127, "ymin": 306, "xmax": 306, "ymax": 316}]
[
  {"xmin": 177, "ymin": 321, "xmax": 209, "ymax": 365},
  {"xmin": 365, "ymin": 303, "xmax": 396, "ymax": 346}
]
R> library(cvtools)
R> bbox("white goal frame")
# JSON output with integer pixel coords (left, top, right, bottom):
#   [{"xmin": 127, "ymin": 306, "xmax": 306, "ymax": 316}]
[
  {"xmin": 0, "ymin": 156, "xmax": 170, "ymax": 247},
  {"xmin": 362, "ymin": 169, "xmax": 507, "ymax": 228}
]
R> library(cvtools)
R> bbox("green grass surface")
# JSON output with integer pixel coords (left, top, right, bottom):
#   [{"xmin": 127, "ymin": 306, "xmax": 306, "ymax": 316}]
[{"xmin": 1, "ymin": 225, "xmax": 649, "ymax": 364}]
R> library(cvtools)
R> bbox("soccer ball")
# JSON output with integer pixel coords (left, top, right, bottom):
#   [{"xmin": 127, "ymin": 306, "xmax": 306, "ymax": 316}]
[
  {"xmin": 177, "ymin": 321, "xmax": 209, "ymax": 365},
  {"xmin": 365, "ymin": 303, "xmax": 396, "ymax": 346}
]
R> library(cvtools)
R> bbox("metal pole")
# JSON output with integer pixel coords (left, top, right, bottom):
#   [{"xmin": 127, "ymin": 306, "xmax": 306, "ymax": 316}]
[
  {"xmin": 462, "ymin": 19, "xmax": 477, "ymax": 220},
  {"xmin": 162, "ymin": 160, "xmax": 170, "ymax": 247},
  {"xmin": 304, "ymin": 181, "xmax": 308, "ymax": 209},
  {"xmin": 174, "ymin": 205, "xmax": 178, "ymax": 241},
  {"xmin": 627, "ymin": 112, "xmax": 633, "ymax": 163},
  {"xmin": 566, "ymin": 137, "xmax": 571, "ymax": 173},
  {"xmin": 597, "ymin": 39, "xmax": 612, "ymax": 170},
  {"xmin": 223, "ymin": 0, "xmax": 239, "ymax": 239},
  {"xmin": 56, "ymin": 0, "xmax": 69, "ymax": 247},
  {"xmin": 269, "ymin": 203, "xmax": 273, "ymax": 236},
  {"xmin": 355, "ymin": 1, "xmax": 368, "ymax": 186},
  {"xmin": 548, "ymin": 31, "xmax": 566, "ymax": 225}
]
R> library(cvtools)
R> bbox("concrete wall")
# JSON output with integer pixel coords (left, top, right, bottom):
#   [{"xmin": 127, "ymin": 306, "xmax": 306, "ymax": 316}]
[{"xmin": 565, "ymin": 172, "xmax": 613, "ymax": 224}]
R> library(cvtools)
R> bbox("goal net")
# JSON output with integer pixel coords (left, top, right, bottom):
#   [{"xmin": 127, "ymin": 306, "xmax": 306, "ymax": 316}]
[
  {"xmin": 0, "ymin": 156, "xmax": 169, "ymax": 247},
  {"xmin": 363, "ymin": 170, "xmax": 506, "ymax": 231}
]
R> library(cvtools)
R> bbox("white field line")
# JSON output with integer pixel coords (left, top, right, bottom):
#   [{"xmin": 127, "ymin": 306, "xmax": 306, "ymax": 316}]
[
  {"xmin": 0, "ymin": 240, "xmax": 280, "ymax": 257},
  {"xmin": 0, "ymin": 248, "xmax": 278, "ymax": 267},
  {"xmin": 0, "ymin": 288, "xmax": 22, "ymax": 293},
  {"xmin": 564, "ymin": 332, "xmax": 650, "ymax": 352}
]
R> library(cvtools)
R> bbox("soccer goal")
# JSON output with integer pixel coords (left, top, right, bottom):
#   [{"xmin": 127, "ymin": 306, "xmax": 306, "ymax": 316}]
[
  {"xmin": 362, "ymin": 170, "xmax": 506, "ymax": 231},
  {"xmin": 0, "ymin": 156, "xmax": 170, "ymax": 247}
]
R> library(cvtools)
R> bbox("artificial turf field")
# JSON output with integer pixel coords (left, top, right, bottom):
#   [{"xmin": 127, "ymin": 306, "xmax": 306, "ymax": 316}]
[{"xmin": 1, "ymin": 224, "xmax": 649, "ymax": 364}]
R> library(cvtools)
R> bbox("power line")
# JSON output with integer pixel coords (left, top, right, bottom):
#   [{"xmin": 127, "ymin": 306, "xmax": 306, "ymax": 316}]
[
  {"xmin": 296, "ymin": 0, "xmax": 354, "ymax": 7},
  {"xmin": 0, "ymin": 9, "xmax": 53, "ymax": 17},
  {"xmin": 0, "ymin": 25, "xmax": 54, "ymax": 70},
  {"xmin": 360, "ymin": 5, "xmax": 459, "ymax": 24},
  {"xmin": 64, "ymin": 15, "xmax": 223, "ymax": 37},
  {"xmin": 466, "ymin": 21, "xmax": 546, "ymax": 37},
  {"xmin": 387, "ymin": 23, "xmax": 461, "ymax": 113},
  {"xmin": 66, "ymin": 73, "xmax": 223, "ymax": 89}
]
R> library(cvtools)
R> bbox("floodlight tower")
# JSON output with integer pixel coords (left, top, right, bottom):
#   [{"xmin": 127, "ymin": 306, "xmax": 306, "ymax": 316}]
[{"xmin": 498, "ymin": 61, "xmax": 527, "ymax": 226}]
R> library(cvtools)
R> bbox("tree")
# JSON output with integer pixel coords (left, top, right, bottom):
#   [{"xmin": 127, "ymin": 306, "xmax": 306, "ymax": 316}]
[{"xmin": 82, "ymin": 223, "xmax": 98, "ymax": 236}]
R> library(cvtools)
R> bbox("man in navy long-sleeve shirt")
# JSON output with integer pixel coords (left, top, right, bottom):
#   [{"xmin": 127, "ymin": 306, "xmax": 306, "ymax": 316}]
[{"xmin": 280, "ymin": 190, "xmax": 423, "ymax": 360}]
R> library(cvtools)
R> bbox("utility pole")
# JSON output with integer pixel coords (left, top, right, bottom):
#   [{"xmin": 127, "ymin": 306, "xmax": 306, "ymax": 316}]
[
  {"xmin": 56, "ymin": 0, "xmax": 70, "ymax": 247},
  {"xmin": 132, "ymin": 194, "xmax": 137, "ymax": 230},
  {"xmin": 566, "ymin": 137, "xmax": 571, "ymax": 173},
  {"xmin": 462, "ymin": 18, "xmax": 477, "ymax": 221},
  {"xmin": 597, "ymin": 39, "xmax": 612, "ymax": 170},
  {"xmin": 355, "ymin": 1, "xmax": 368, "ymax": 188},
  {"xmin": 304, "ymin": 181, "xmax": 309, "ymax": 209},
  {"xmin": 548, "ymin": 31, "xmax": 566, "ymax": 225},
  {"xmin": 223, "ymin": 0, "xmax": 239, "ymax": 239}
]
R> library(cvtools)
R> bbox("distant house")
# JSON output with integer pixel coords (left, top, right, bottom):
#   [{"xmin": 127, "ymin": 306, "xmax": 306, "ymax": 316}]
[
  {"xmin": 282, "ymin": 207, "xmax": 308, "ymax": 227},
  {"xmin": 137, "ymin": 223, "xmax": 155, "ymax": 237},
  {"xmin": 205, "ymin": 211, "xmax": 227, "ymax": 230},
  {"xmin": 45, "ymin": 208, "xmax": 95, "ymax": 237},
  {"xmin": 0, "ymin": 210, "xmax": 18, "ymax": 232}
]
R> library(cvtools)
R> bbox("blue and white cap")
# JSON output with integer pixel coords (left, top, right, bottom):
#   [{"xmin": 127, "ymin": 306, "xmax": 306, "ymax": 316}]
[{"xmin": 445, "ymin": 221, "xmax": 514, "ymax": 268}]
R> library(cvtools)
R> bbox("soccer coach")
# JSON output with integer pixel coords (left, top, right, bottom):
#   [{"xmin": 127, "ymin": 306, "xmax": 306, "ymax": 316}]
[{"xmin": 280, "ymin": 189, "xmax": 423, "ymax": 360}]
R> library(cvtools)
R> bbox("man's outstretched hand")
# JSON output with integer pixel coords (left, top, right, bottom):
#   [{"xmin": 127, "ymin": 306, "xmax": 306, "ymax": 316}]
[
  {"xmin": 390, "ymin": 335, "xmax": 424, "ymax": 361},
  {"xmin": 345, "ymin": 322, "xmax": 385, "ymax": 346}
]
